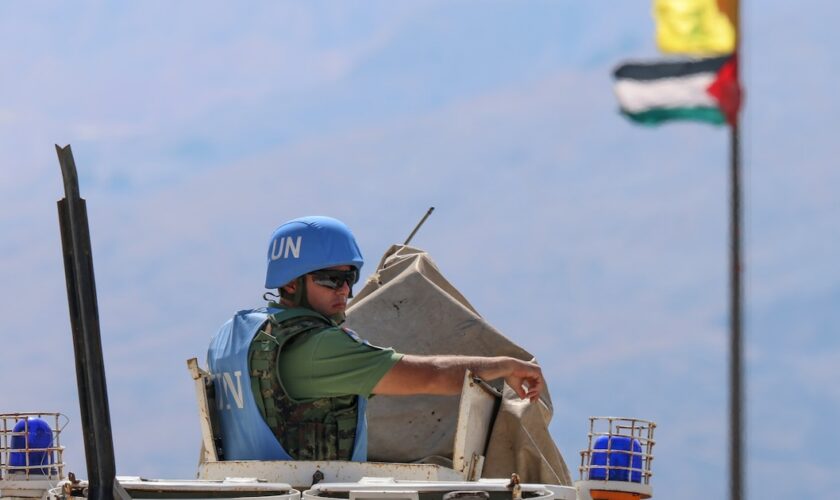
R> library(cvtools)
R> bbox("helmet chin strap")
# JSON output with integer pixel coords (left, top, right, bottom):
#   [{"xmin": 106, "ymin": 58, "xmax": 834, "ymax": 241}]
[
  {"xmin": 274, "ymin": 277, "xmax": 310, "ymax": 309},
  {"xmin": 291, "ymin": 277, "xmax": 312, "ymax": 309}
]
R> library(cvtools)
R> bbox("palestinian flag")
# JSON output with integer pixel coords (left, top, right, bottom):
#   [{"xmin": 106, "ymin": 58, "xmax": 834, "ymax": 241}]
[{"xmin": 613, "ymin": 54, "xmax": 741, "ymax": 126}]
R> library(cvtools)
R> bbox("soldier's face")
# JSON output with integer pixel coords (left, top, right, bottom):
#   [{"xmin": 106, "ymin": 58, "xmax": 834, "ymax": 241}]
[{"xmin": 305, "ymin": 265, "xmax": 352, "ymax": 316}]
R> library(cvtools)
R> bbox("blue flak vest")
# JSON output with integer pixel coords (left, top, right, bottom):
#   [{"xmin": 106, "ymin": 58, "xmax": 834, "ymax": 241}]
[{"xmin": 207, "ymin": 307, "xmax": 368, "ymax": 461}]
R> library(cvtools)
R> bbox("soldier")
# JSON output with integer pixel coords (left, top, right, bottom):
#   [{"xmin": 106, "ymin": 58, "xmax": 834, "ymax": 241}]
[{"xmin": 208, "ymin": 216, "xmax": 543, "ymax": 462}]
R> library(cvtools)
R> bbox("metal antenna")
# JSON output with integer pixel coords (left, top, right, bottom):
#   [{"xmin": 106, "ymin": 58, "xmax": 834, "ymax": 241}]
[{"xmin": 403, "ymin": 207, "xmax": 435, "ymax": 246}]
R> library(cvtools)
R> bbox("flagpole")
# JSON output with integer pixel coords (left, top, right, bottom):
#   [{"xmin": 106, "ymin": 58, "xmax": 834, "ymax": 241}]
[
  {"xmin": 729, "ymin": 1, "xmax": 744, "ymax": 499},
  {"xmin": 729, "ymin": 118, "xmax": 743, "ymax": 500}
]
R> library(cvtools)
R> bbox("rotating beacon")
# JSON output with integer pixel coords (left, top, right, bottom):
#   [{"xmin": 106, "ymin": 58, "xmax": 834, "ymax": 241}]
[
  {"xmin": 0, "ymin": 413, "xmax": 67, "ymax": 499},
  {"xmin": 576, "ymin": 417, "xmax": 656, "ymax": 500}
]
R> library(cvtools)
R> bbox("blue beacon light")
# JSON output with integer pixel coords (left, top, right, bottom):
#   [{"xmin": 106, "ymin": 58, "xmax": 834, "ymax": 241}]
[
  {"xmin": 589, "ymin": 435, "xmax": 643, "ymax": 483},
  {"xmin": 9, "ymin": 417, "xmax": 54, "ymax": 475}
]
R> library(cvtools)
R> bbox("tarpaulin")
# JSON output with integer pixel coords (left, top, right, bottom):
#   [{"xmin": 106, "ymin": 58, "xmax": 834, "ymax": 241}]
[{"xmin": 346, "ymin": 245, "xmax": 571, "ymax": 485}]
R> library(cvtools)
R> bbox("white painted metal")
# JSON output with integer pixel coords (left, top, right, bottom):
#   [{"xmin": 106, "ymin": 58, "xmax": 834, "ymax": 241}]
[
  {"xmin": 1, "ymin": 478, "xmax": 63, "ymax": 500},
  {"xmin": 46, "ymin": 477, "xmax": 300, "ymax": 500},
  {"xmin": 451, "ymin": 372, "xmax": 498, "ymax": 481},
  {"xmin": 187, "ymin": 358, "xmax": 219, "ymax": 463},
  {"xmin": 541, "ymin": 484, "xmax": 578, "ymax": 500},
  {"xmin": 199, "ymin": 460, "xmax": 464, "ymax": 491},
  {"xmin": 348, "ymin": 490, "xmax": 419, "ymax": 500},
  {"xmin": 117, "ymin": 476, "xmax": 300, "ymax": 500},
  {"xmin": 304, "ymin": 478, "xmax": 561, "ymax": 500}
]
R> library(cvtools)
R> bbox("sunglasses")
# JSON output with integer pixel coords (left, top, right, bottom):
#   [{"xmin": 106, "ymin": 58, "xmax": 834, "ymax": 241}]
[{"xmin": 308, "ymin": 269, "xmax": 359, "ymax": 291}]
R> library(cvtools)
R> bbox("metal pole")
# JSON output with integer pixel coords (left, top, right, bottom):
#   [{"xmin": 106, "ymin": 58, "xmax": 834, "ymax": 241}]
[
  {"xmin": 729, "ymin": 120, "xmax": 743, "ymax": 500},
  {"xmin": 56, "ymin": 144, "xmax": 117, "ymax": 500},
  {"xmin": 403, "ymin": 207, "xmax": 435, "ymax": 246},
  {"xmin": 729, "ymin": 1, "xmax": 744, "ymax": 498}
]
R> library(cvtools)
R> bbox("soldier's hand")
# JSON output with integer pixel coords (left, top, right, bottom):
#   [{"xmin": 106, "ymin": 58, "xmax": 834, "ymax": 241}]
[{"xmin": 504, "ymin": 359, "xmax": 544, "ymax": 403}]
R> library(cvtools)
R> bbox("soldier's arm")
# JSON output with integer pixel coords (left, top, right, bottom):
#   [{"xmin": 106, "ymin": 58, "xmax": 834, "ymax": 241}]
[{"xmin": 371, "ymin": 355, "xmax": 543, "ymax": 402}]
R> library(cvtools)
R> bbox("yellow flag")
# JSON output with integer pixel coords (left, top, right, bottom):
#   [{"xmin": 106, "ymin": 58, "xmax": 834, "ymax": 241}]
[{"xmin": 654, "ymin": 0, "xmax": 737, "ymax": 55}]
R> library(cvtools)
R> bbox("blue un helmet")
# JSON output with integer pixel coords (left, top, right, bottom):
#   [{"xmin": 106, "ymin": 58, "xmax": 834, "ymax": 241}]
[{"xmin": 265, "ymin": 216, "xmax": 364, "ymax": 289}]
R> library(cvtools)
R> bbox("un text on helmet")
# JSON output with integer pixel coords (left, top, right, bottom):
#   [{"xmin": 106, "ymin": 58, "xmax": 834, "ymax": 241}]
[{"xmin": 270, "ymin": 236, "xmax": 302, "ymax": 261}]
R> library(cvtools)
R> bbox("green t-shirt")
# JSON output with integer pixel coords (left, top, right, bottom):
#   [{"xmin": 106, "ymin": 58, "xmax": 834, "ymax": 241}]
[{"xmin": 277, "ymin": 324, "xmax": 403, "ymax": 401}]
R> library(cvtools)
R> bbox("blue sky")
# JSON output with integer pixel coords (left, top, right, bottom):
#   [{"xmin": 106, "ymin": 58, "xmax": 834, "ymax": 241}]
[{"xmin": 1, "ymin": 2, "xmax": 838, "ymax": 499}]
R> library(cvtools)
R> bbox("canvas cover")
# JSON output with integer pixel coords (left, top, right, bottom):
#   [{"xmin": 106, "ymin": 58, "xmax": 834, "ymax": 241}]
[{"xmin": 345, "ymin": 245, "xmax": 572, "ymax": 485}]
